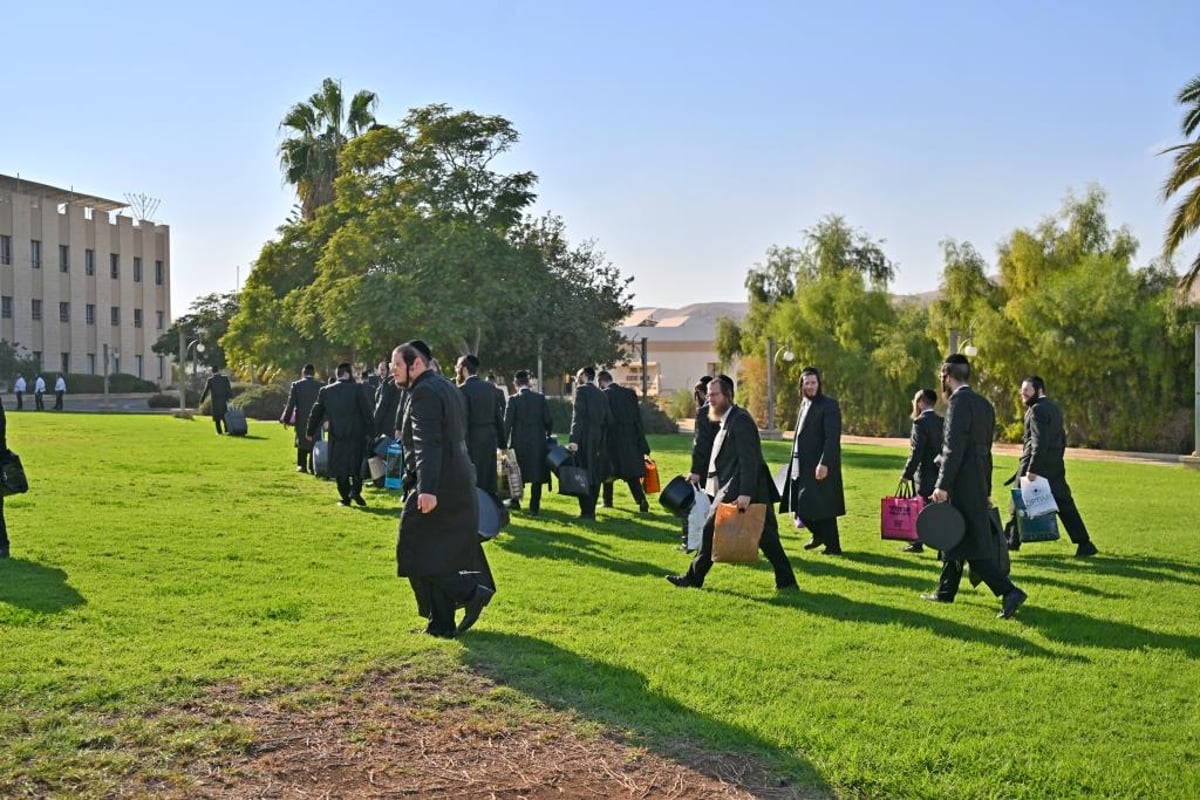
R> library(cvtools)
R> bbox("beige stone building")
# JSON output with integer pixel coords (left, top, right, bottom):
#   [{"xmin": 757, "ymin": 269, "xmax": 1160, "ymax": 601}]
[
  {"xmin": 610, "ymin": 302, "xmax": 747, "ymax": 398},
  {"xmin": 0, "ymin": 175, "xmax": 171, "ymax": 383}
]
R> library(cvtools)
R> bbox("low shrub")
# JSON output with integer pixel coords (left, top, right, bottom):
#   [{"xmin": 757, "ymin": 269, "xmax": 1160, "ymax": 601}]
[
  {"xmin": 640, "ymin": 399, "xmax": 679, "ymax": 435},
  {"xmin": 230, "ymin": 384, "xmax": 290, "ymax": 421}
]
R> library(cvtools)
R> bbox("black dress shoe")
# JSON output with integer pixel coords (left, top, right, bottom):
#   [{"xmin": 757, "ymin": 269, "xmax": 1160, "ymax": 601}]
[
  {"xmin": 456, "ymin": 585, "xmax": 495, "ymax": 634},
  {"xmin": 676, "ymin": 544, "xmax": 695, "ymax": 554},
  {"xmin": 1075, "ymin": 542, "xmax": 1098, "ymax": 558},
  {"xmin": 353, "ymin": 494, "xmax": 367, "ymax": 507},
  {"xmin": 901, "ymin": 542, "xmax": 924, "ymax": 553},
  {"xmin": 920, "ymin": 593, "xmax": 953, "ymax": 603},
  {"xmin": 338, "ymin": 499, "xmax": 351, "ymax": 507},
  {"xmin": 639, "ymin": 500, "xmax": 650, "ymax": 513},
  {"xmin": 424, "ymin": 626, "xmax": 456, "ymax": 639},
  {"xmin": 821, "ymin": 548, "xmax": 843, "ymax": 556},
  {"xmin": 776, "ymin": 582, "xmax": 800, "ymax": 593},
  {"xmin": 666, "ymin": 574, "xmax": 698, "ymax": 588},
  {"xmin": 296, "ymin": 466, "xmax": 307, "ymax": 473},
  {"xmin": 802, "ymin": 539, "xmax": 822, "ymax": 550},
  {"xmin": 998, "ymin": 588, "xmax": 1028, "ymax": 619},
  {"xmin": 0, "ymin": 544, "xmax": 9, "ymax": 559}
]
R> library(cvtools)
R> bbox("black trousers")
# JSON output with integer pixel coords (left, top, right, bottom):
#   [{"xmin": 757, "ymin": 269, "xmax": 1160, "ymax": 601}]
[
  {"xmin": 212, "ymin": 414, "xmax": 225, "ymax": 434},
  {"xmin": 509, "ymin": 482, "xmax": 543, "ymax": 513},
  {"xmin": 577, "ymin": 482, "xmax": 601, "ymax": 518},
  {"xmin": 602, "ymin": 478, "xmax": 647, "ymax": 508},
  {"xmin": 34, "ymin": 392, "xmax": 44, "ymax": 410},
  {"xmin": 0, "ymin": 493, "xmax": 7, "ymax": 552},
  {"xmin": 936, "ymin": 558, "xmax": 1015, "ymax": 600},
  {"xmin": 1050, "ymin": 479, "xmax": 1092, "ymax": 545},
  {"xmin": 54, "ymin": 390, "xmax": 64, "ymax": 410},
  {"xmin": 296, "ymin": 447, "xmax": 314, "ymax": 472},
  {"xmin": 685, "ymin": 504, "xmax": 798, "ymax": 589},
  {"xmin": 14, "ymin": 392, "xmax": 21, "ymax": 411},
  {"xmin": 409, "ymin": 573, "xmax": 483, "ymax": 637},
  {"xmin": 805, "ymin": 517, "xmax": 842, "ymax": 552}
]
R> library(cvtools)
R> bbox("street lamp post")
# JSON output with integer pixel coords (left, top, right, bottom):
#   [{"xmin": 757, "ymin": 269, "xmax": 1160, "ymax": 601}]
[
  {"xmin": 186, "ymin": 337, "xmax": 206, "ymax": 409},
  {"xmin": 763, "ymin": 338, "xmax": 794, "ymax": 438}
]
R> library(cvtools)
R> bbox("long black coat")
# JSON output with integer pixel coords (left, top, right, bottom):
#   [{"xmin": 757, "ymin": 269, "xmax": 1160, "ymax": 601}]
[
  {"xmin": 282, "ymin": 376, "xmax": 322, "ymax": 452},
  {"xmin": 306, "ymin": 378, "xmax": 373, "ymax": 479},
  {"xmin": 505, "ymin": 387, "xmax": 553, "ymax": 483},
  {"xmin": 709, "ymin": 405, "xmax": 780, "ymax": 504},
  {"xmin": 374, "ymin": 376, "xmax": 402, "ymax": 438},
  {"xmin": 569, "ymin": 381, "xmax": 611, "ymax": 487},
  {"xmin": 603, "ymin": 384, "xmax": 649, "ymax": 480},
  {"xmin": 780, "ymin": 394, "xmax": 846, "ymax": 521},
  {"xmin": 935, "ymin": 385, "xmax": 995, "ymax": 561},
  {"xmin": 690, "ymin": 403, "xmax": 718, "ymax": 477},
  {"xmin": 1019, "ymin": 396, "xmax": 1068, "ymax": 481},
  {"xmin": 200, "ymin": 374, "xmax": 233, "ymax": 419},
  {"xmin": 459, "ymin": 376, "xmax": 504, "ymax": 492},
  {"xmin": 902, "ymin": 409, "xmax": 944, "ymax": 499},
  {"xmin": 396, "ymin": 370, "xmax": 480, "ymax": 578}
]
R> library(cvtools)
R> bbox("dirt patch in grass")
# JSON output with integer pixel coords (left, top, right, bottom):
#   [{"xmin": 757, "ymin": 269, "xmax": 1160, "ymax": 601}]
[{"xmin": 167, "ymin": 665, "xmax": 813, "ymax": 799}]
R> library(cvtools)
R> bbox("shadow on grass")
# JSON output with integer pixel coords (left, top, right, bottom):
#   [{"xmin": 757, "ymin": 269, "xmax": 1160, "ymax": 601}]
[
  {"xmin": 0, "ymin": 559, "xmax": 86, "ymax": 614},
  {"xmin": 1018, "ymin": 552, "xmax": 1200, "ymax": 587},
  {"xmin": 1018, "ymin": 606, "xmax": 1200, "ymax": 655},
  {"xmin": 493, "ymin": 527, "xmax": 682, "ymax": 579},
  {"xmin": 461, "ymin": 631, "xmax": 830, "ymax": 798}
]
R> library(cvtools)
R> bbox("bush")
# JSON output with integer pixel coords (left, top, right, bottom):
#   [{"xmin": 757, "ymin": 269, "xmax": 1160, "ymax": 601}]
[
  {"xmin": 230, "ymin": 384, "xmax": 290, "ymax": 421},
  {"xmin": 640, "ymin": 399, "xmax": 679, "ymax": 435},
  {"xmin": 666, "ymin": 388, "xmax": 696, "ymax": 420},
  {"xmin": 48, "ymin": 373, "xmax": 159, "ymax": 393},
  {"xmin": 148, "ymin": 393, "xmax": 180, "ymax": 409}
]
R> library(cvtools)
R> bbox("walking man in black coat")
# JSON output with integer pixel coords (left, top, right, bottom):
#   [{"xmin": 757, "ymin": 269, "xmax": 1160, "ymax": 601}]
[
  {"xmin": 306, "ymin": 363, "xmax": 373, "ymax": 507},
  {"xmin": 1019, "ymin": 376, "xmax": 1097, "ymax": 557},
  {"xmin": 504, "ymin": 370, "xmax": 553, "ymax": 515},
  {"xmin": 666, "ymin": 375, "xmax": 799, "ymax": 591},
  {"xmin": 281, "ymin": 364, "xmax": 322, "ymax": 473},
  {"xmin": 597, "ymin": 370, "xmax": 651, "ymax": 513},
  {"xmin": 199, "ymin": 369, "xmax": 233, "ymax": 435},
  {"xmin": 566, "ymin": 366, "xmax": 611, "ymax": 520},
  {"xmin": 393, "ymin": 340, "xmax": 494, "ymax": 638},
  {"xmin": 0, "ymin": 396, "xmax": 9, "ymax": 559},
  {"xmin": 780, "ymin": 367, "xmax": 846, "ymax": 555},
  {"xmin": 899, "ymin": 388, "xmax": 943, "ymax": 553},
  {"xmin": 923, "ymin": 354, "xmax": 1028, "ymax": 618},
  {"xmin": 456, "ymin": 354, "xmax": 505, "ymax": 498}
]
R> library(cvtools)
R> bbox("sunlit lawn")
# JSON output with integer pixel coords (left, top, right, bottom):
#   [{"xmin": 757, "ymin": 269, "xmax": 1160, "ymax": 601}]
[{"xmin": 1, "ymin": 411, "xmax": 1198, "ymax": 798}]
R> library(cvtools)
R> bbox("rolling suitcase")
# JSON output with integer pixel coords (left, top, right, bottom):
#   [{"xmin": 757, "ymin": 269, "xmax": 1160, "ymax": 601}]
[{"xmin": 224, "ymin": 409, "xmax": 248, "ymax": 436}]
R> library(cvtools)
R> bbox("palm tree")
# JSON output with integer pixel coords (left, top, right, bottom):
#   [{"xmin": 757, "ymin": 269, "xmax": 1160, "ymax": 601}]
[
  {"xmin": 278, "ymin": 78, "xmax": 378, "ymax": 221},
  {"xmin": 1161, "ymin": 75, "xmax": 1200, "ymax": 294}
]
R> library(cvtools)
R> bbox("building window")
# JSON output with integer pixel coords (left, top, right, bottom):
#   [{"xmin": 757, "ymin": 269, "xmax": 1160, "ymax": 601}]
[
  {"xmin": 85, "ymin": 249, "xmax": 95, "ymax": 275},
  {"xmin": 86, "ymin": 304, "xmax": 95, "ymax": 325},
  {"xmin": 155, "ymin": 260, "xmax": 163, "ymax": 285},
  {"xmin": 133, "ymin": 257, "xmax": 142, "ymax": 282},
  {"xmin": 158, "ymin": 355, "xmax": 164, "ymax": 379},
  {"xmin": 31, "ymin": 299, "xmax": 42, "ymax": 321},
  {"xmin": 110, "ymin": 253, "xmax": 119, "ymax": 279},
  {"xmin": 59, "ymin": 302, "xmax": 70, "ymax": 323},
  {"xmin": 1, "ymin": 235, "xmax": 12, "ymax": 265},
  {"xmin": 113, "ymin": 355, "xmax": 120, "ymax": 374},
  {"xmin": 156, "ymin": 310, "xmax": 164, "ymax": 330},
  {"xmin": 31, "ymin": 240, "xmax": 41, "ymax": 268},
  {"xmin": 133, "ymin": 308, "xmax": 143, "ymax": 328},
  {"xmin": 61, "ymin": 353, "xmax": 70, "ymax": 374},
  {"xmin": 87, "ymin": 353, "xmax": 96, "ymax": 375},
  {"xmin": 1, "ymin": 296, "xmax": 10, "ymax": 319},
  {"xmin": 110, "ymin": 306, "xmax": 120, "ymax": 326},
  {"xmin": 135, "ymin": 354, "xmax": 144, "ymax": 378},
  {"xmin": 60, "ymin": 245, "xmax": 70, "ymax": 272},
  {"xmin": 32, "ymin": 351, "xmax": 41, "ymax": 370}
]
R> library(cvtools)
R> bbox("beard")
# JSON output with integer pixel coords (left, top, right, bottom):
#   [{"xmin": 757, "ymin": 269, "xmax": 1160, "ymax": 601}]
[{"xmin": 707, "ymin": 403, "xmax": 725, "ymax": 423}]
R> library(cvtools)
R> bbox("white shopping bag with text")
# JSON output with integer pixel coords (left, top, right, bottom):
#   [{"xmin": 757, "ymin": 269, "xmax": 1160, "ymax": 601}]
[{"xmin": 1018, "ymin": 475, "xmax": 1059, "ymax": 519}]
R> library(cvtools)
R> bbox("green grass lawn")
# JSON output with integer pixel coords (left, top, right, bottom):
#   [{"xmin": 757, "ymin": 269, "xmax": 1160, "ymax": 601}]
[{"xmin": 2, "ymin": 412, "xmax": 1198, "ymax": 798}]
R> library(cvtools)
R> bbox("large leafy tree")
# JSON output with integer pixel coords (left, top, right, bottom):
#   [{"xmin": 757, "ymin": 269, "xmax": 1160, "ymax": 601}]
[
  {"xmin": 278, "ymin": 77, "xmax": 378, "ymax": 221},
  {"xmin": 152, "ymin": 291, "xmax": 240, "ymax": 370},
  {"xmin": 1161, "ymin": 74, "xmax": 1200, "ymax": 293}
]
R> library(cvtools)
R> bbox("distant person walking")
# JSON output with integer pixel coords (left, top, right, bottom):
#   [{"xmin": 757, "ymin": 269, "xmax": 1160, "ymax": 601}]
[
  {"xmin": 780, "ymin": 367, "xmax": 846, "ymax": 555},
  {"xmin": 899, "ymin": 388, "xmax": 943, "ymax": 553},
  {"xmin": 54, "ymin": 375, "xmax": 66, "ymax": 411},
  {"xmin": 1017, "ymin": 376, "xmax": 1098, "ymax": 557},
  {"xmin": 306, "ymin": 363, "xmax": 374, "ymax": 507},
  {"xmin": 504, "ymin": 370, "xmax": 553, "ymax": 516},
  {"xmin": 597, "ymin": 370, "xmax": 651, "ymax": 512},
  {"xmin": 0, "ymin": 395, "xmax": 9, "ymax": 558},
  {"xmin": 33, "ymin": 375, "xmax": 45, "ymax": 411},
  {"xmin": 13, "ymin": 375, "xmax": 25, "ymax": 411},
  {"xmin": 282, "ymin": 364, "xmax": 322, "ymax": 473},
  {"xmin": 199, "ymin": 369, "xmax": 233, "ymax": 435}
]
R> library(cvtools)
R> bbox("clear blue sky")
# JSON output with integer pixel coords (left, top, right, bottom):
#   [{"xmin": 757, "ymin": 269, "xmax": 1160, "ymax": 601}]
[{"xmin": 2, "ymin": 1, "xmax": 1196, "ymax": 317}]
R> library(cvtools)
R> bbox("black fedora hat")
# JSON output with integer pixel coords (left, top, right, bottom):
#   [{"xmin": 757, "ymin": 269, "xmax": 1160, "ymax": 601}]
[
  {"xmin": 546, "ymin": 444, "xmax": 572, "ymax": 475},
  {"xmin": 659, "ymin": 476, "xmax": 696, "ymax": 517},
  {"xmin": 917, "ymin": 502, "xmax": 965, "ymax": 550}
]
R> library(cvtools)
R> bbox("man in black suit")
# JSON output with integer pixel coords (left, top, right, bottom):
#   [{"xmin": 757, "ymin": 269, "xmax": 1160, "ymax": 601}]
[
  {"xmin": 456, "ymin": 354, "xmax": 505, "ymax": 498},
  {"xmin": 373, "ymin": 361, "xmax": 403, "ymax": 439},
  {"xmin": 1019, "ymin": 376, "xmax": 1097, "ymax": 557},
  {"xmin": 666, "ymin": 375, "xmax": 799, "ymax": 591},
  {"xmin": 504, "ymin": 370, "xmax": 553, "ymax": 515},
  {"xmin": 393, "ymin": 340, "xmax": 494, "ymax": 638},
  {"xmin": 566, "ymin": 366, "xmax": 611, "ymax": 520},
  {"xmin": 0, "ymin": 395, "xmax": 9, "ymax": 558},
  {"xmin": 597, "ymin": 370, "xmax": 651, "ymax": 513},
  {"xmin": 281, "ymin": 363, "xmax": 322, "ymax": 473},
  {"xmin": 199, "ymin": 369, "xmax": 233, "ymax": 435},
  {"xmin": 899, "ymin": 388, "xmax": 944, "ymax": 553},
  {"xmin": 923, "ymin": 354, "xmax": 1028, "ymax": 618},
  {"xmin": 306, "ymin": 362, "xmax": 374, "ymax": 507},
  {"xmin": 780, "ymin": 367, "xmax": 846, "ymax": 555}
]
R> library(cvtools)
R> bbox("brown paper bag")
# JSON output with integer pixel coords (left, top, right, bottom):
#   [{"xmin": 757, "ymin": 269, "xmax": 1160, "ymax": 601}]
[{"xmin": 711, "ymin": 502, "xmax": 766, "ymax": 563}]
